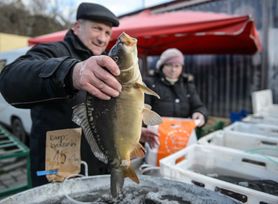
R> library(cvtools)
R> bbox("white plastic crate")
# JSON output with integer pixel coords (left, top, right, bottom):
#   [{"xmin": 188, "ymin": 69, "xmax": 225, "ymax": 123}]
[
  {"xmin": 224, "ymin": 121, "xmax": 278, "ymax": 138},
  {"xmin": 198, "ymin": 130, "xmax": 278, "ymax": 158},
  {"xmin": 160, "ymin": 144, "xmax": 278, "ymax": 204},
  {"xmin": 251, "ymin": 89, "xmax": 278, "ymax": 117},
  {"xmin": 242, "ymin": 114, "xmax": 278, "ymax": 126},
  {"xmin": 261, "ymin": 105, "xmax": 278, "ymax": 117}
]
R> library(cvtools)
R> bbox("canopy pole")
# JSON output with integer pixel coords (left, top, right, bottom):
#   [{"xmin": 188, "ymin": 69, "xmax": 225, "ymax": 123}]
[
  {"xmin": 261, "ymin": 0, "xmax": 270, "ymax": 89},
  {"xmin": 140, "ymin": 55, "xmax": 148, "ymax": 78}
]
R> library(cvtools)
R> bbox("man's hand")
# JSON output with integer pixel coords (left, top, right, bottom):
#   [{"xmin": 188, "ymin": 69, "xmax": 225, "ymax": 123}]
[
  {"xmin": 192, "ymin": 112, "xmax": 205, "ymax": 127},
  {"xmin": 140, "ymin": 127, "xmax": 159, "ymax": 149},
  {"xmin": 72, "ymin": 55, "xmax": 122, "ymax": 100}
]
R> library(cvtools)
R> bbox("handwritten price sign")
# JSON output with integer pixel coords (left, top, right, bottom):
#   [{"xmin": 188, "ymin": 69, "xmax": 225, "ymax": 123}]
[{"xmin": 45, "ymin": 128, "xmax": 81, "ymax": 182}]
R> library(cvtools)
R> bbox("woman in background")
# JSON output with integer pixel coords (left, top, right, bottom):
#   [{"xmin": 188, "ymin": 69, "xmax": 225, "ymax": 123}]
[{"xmin": 144, "ymin": 48, "xmax": 208, "ymax": 127}]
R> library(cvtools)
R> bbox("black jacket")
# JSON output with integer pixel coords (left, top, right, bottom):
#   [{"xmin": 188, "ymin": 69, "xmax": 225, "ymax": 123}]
[
  {"xmin": 144, "ymin": 72, "xmax": 208, "ymax": 120},
  {"xmin": 0, "ymin": 30, "xmax": 110, "ymax": 187}
]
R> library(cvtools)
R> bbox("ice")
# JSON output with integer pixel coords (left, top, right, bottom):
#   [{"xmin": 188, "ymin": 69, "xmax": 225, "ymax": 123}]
[{"xmin": 0, "ymin": 175, "xmax": 240, "ymax": 204}]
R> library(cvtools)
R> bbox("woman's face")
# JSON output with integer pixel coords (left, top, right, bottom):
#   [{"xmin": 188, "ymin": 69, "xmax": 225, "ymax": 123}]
[{"xmin": 162, "ymin": 63, "xmax": 183, "ymax": 80}]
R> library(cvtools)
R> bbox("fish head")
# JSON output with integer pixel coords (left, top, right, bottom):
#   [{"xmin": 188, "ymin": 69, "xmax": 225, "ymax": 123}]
[{"xmin": 109, "ymin": 32, "xmax": 138, "ymax": 82}]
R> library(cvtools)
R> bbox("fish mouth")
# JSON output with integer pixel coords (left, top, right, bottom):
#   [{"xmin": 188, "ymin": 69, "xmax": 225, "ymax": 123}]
[
  {"xmin": 109, "ymin": 32, "xmax": 137, "ymax": 69},
  {"xmin": 119, "ymin": 32, "xmax": 137, "ymax": 46}
]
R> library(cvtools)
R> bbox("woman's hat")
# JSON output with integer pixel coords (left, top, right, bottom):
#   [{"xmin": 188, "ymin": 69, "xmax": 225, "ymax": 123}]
[{"xmin": 156, "ymin": 48, "xmax": 184, "ymax": 69}]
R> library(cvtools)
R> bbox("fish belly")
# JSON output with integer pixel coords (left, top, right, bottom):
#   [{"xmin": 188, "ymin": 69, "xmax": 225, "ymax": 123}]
[{"xmin": 114, "ymin": 87, "xmax": 144, "ymax": 161}]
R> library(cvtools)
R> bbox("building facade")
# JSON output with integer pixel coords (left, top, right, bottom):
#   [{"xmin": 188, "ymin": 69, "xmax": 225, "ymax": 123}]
[{"xmin": 0, "ymin": 33, "xmax": 28, "ymax": 52}]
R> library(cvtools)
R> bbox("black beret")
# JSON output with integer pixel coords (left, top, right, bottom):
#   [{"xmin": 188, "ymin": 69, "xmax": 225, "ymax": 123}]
[{"xmin": 76, "ymin": 3, "xmax": 119, "ymax": 27}]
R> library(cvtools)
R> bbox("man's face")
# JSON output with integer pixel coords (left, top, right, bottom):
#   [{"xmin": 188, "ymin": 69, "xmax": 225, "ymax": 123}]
[{"xmin": 73, "ymin": 20, "xmax": 112, "ymax": 55}]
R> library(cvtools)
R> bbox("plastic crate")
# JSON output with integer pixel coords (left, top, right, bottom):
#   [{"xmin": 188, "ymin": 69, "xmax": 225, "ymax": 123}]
[
  {"xmin": 0, "ymin": 126, "xmax": 31, "ymax": 198},
  {"xmin": 260, "ymin": 105, "xmax": 278, "ymax": 117},
  {"xmin": 251, "ymin": 89, "xmax": 278, "ymax": 117},
  {"xmin": 242, "ymin": 114, "xmax": 278, "ymax": 126},
  {"xmin": 196, "ymin": 116, "xmax": 230, "ymax": 138},
  {"xmin": 198, "ymin": 130, "xmax": 278, "ymax": 158},
  {"xmin": 160, "ymin": 144, "xmax": 278, "ymax": 204},
  {"xmin": 224, "ymin": 122, "xmax": 278, "ymax": 138}
]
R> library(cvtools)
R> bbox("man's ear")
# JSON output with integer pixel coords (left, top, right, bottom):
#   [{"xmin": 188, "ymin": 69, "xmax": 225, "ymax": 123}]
[{"xmin": 72, "ymin": 21, "xmax": 81, "ymax": 35}]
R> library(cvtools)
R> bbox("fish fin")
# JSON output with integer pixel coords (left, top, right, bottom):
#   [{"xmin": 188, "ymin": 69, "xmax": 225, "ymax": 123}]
[
  {"xmin": 124, "ymin": 166, "xmax": 139, "ymax": 184},
  {"xmin": 72, "ymin": 103, "xmax": 86, "ymax": 126},
  {"xmin": 142, "ymin": 106, "xmax": 163, "ymax": 126},
  {"xmin": 144, "ymin": 103, "xmax": 152, "ymax": 110},
  {"xmin": 130, "ymin": 143, "xmax": 145, "ymax": 159},
  {"xmin": 135, "ymin": 82, "xmax": 160, "ymax": 99},
  {"xmin": 72, "ymin": 103, "xmax": 108, "ymax": 164}
]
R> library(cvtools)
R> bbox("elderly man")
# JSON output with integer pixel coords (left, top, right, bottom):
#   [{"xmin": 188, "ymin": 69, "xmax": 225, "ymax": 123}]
[{"xmin": 0, "ymin": 3, "xmax": 155, "ymax": 187}]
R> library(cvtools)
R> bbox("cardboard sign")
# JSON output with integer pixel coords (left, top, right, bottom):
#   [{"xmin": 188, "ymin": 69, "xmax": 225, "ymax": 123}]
[{"xmin": 45, "ymin": 128, "xmax": 81, "ymax": 182}]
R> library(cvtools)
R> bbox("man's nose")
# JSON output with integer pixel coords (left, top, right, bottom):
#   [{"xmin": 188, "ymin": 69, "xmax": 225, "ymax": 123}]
[{"xmin": 97, "ymin": 32, "xmax": 107, "ymax": 45}]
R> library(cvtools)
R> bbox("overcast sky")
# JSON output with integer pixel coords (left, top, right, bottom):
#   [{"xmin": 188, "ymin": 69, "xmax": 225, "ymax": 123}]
[
  {"xmin": 76, "ymin": 0, "xmax": 173, "ymax": 15},
  {"xmin": 21, "ymin": 0, "xmax": 172, "ymax": 21}
]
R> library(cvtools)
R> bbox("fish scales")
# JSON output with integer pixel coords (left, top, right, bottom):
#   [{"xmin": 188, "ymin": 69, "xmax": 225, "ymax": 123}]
[
  {"xmin": 87, "ymin": 95, "xmax": 119, "ymax": 164},
  {"xmin": 73, "ymin": 32, "xmax": 162, "ymax": 198}
]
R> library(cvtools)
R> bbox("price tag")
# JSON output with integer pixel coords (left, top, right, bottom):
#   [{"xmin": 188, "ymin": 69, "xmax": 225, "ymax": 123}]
[{"xmin": 45, "ymin": 128, "xmax": 81, "ymax": 182}]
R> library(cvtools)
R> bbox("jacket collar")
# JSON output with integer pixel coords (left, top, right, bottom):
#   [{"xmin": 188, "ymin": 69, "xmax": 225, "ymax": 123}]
[{"xmin": 64, "ymin": 30, "xmax": 92, "ymax": 56}]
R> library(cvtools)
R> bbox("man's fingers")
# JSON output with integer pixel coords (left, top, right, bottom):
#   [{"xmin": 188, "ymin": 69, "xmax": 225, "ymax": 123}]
[
  {"xmin": 89, "ymin": 73, "xmax": 120, "ymax": 97},
  {"xmin": 85, "ymin": 83, "xmax": 111, "ymax": 100},
  {"xmin": 151, "ymin": 135, "xmax": 160, "ymax": 149},
  {"xmin": 95, "ymin": 55, "xmax": 120, "ymax": 76},
  {"xmin": 140, "ymin": 128, "xmax": 160, "ymax": 149},
  {"xmin": 145, "ymin": 130, "xmax": 159, "ymax": 149},
  {"xmin": 93, "ymin": 66, "xmax": 122, "ymax": 92},
  {"xmin": 72, "ymin": 56, "xmax": 122, "ymax": 100}
]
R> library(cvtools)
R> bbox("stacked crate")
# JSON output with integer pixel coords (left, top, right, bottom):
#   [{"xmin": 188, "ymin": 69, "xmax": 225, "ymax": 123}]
[
  {"xmin": 160, "ymin": 90, "xmax": 278, "ymax": 204},
  {"xmin": 160, "ymin": 144, "xmax": 278, "ymax": 204},
  {"xmin": 0, "ymin": 125, "xmax": 31, "ymax": 198}
]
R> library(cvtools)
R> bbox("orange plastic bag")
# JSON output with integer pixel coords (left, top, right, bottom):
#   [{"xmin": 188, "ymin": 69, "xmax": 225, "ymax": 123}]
[{"xmin": 146, "ymin": 117, "xmax": 197, "ymax": 166}]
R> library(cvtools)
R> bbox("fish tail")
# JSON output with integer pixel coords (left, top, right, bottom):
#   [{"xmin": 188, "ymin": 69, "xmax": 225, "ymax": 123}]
[
  {"xmin": 111, "ymin": 168, "xmax": 124, "ymax": 198},
  {"xmin": 110, "ymin": 166, "xmax": 139, "ymax": 198},
  {"xmin": 124, "ymin": 166, "xmax": 139, "ymax": 184}
]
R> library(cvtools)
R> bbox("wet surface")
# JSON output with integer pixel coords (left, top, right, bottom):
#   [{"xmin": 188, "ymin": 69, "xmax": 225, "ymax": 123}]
[
  {"xmin": 58, "ymin": 185, "xmax": 192, "ymax": 204},
  {"xmin": 1, "ymin": 175, "xmax": 240, "ymax": 204},
  {"xmin": 210, "ymin": 175, "xmax": 278, "ymax": 196}
]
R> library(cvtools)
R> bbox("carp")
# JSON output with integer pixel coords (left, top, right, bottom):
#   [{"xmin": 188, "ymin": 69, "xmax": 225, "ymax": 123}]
[{"xmin": 72, "ymin": 32, "xmax": 162, "ymax": 198}]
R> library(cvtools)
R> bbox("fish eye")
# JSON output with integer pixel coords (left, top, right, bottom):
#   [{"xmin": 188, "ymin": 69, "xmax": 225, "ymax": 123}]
[{"xmin": 113, "ymin": 56, "xmax": 119, "ymax": 62}]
